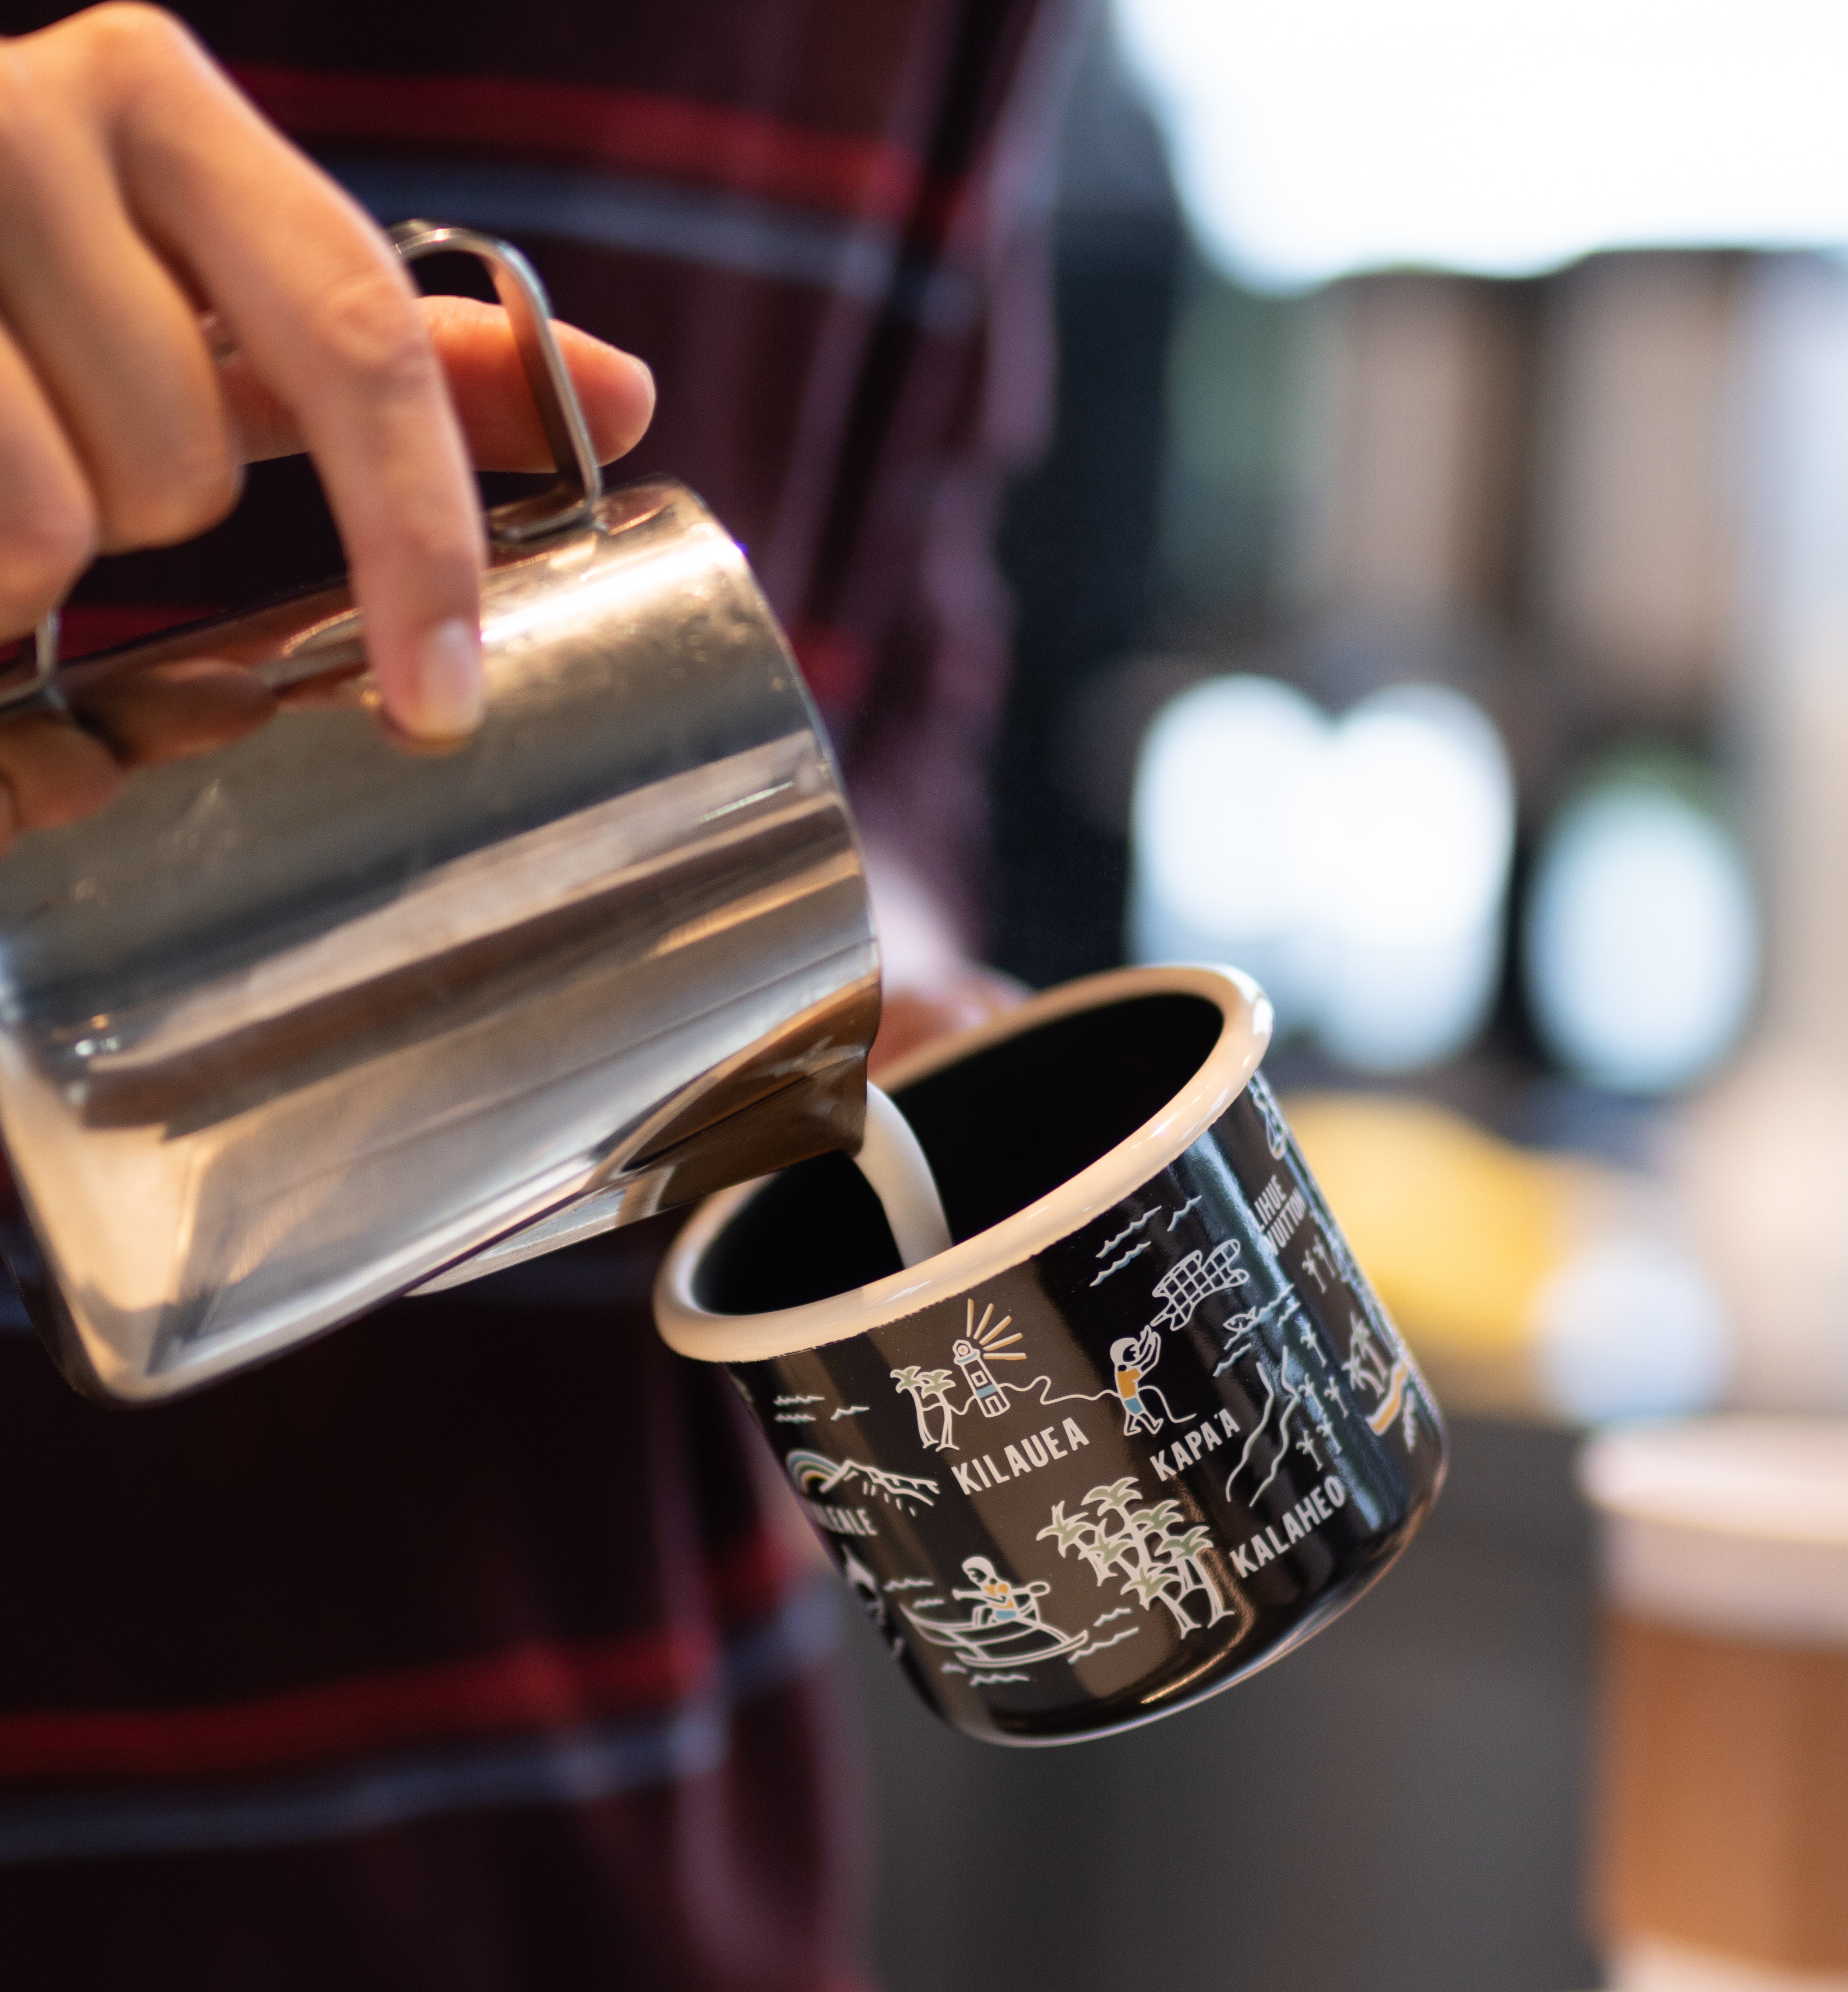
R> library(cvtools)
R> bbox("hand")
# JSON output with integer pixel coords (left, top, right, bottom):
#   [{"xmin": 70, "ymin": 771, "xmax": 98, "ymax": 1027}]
[
  {"xmin": 870, "ymin": 967, "xmax": 1029, "ymax": 1080},
  {"xmin": 0, "ymin": 5, "xmax": 654, "ymax": 742}
]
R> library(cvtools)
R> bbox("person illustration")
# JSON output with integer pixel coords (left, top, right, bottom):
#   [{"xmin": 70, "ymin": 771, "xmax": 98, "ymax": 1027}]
[
  {"xmin": 1108, "ymin": 1323, "xmax": 1198, "ymax": 1438},
  {"xmin": 903, "ymin": 1553, "xmax": 1087, "ymax": 1667},
  {"xmin": 953, "ymin": 1555, "xmax": 1051, "ymax": 1629},
  {"xmin": 1106, "ymin": 1323, "xmax": 1161, "ymax": 1435}
]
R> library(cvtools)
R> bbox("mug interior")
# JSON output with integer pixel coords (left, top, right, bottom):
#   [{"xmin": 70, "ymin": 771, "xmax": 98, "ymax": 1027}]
[{"xmin": 693, "ymin": 989, "xmax": 1223, "ymax": 1317}]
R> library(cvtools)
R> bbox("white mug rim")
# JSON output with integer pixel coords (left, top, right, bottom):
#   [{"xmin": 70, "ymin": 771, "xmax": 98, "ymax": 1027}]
[{"xmin": 654, "ymin": 962, "xmax": 1273, "ymax": 1365}]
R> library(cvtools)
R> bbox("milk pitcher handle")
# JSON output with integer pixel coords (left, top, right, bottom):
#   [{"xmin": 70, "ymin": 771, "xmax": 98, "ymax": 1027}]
[
  {"xmin": 1, "ymin": 614, "xmax": 61, "ymax": 714},
  {"xmin": 9, "ymin": 222, "xmax": 603, "ymax": 708},
  {"xmin": 387, "ymin": 220, "xmax": 605, "ymax": 547}
]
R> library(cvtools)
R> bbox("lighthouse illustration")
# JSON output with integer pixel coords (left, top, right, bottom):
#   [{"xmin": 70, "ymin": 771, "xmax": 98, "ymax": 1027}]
[{"xmin": 950, "ymin": 1301, "xmax": 1022, "ymax": 1419}]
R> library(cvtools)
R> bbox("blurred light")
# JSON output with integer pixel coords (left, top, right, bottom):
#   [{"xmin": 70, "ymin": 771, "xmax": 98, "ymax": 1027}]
[
  {"xmin": 1129, "ymin": 676, "xmax": 1334, "ymax": 1024},
  {"xmin": 1525, "ymin": 778, "xmax": 1758, "ymax": 1093},
  {"xmin": 1532, "ymin": 1235, "xmax": 1733, "ymax": 1423},
  {"xmin": 1315, "ymin": 685, "xmax": 1515, "ymax": 1071},
  {"xmin": 1128, "ymin": 677, "xmax": 1514, "ymax": 1070},
  {"xmin": 1113, "ymin": 0, "xmax": 1848, "ymax": 291}
]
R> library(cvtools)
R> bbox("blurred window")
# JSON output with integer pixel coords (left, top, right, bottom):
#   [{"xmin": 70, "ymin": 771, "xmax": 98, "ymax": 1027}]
[
  {"xmin": 1524, "ymin": 769, "xmax": 1759, "ymax": 1093},
  {"xmin": 1116, "ymin": 0, "xmax": 1848, "ymax": 288},
  {"xmin": 1129, "ymin": 676, "xmax": 1514, "ymax": 1072}
]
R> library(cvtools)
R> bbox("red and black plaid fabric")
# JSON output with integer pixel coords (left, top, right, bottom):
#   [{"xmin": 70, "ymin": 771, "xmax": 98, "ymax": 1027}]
[{"xmin": 0, "ymin": 3, "xmax": 1069, "ymax": 1984}]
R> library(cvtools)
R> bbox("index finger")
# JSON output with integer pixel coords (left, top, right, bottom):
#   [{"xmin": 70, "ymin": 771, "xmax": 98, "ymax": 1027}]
[{"xmin": 73, "ymin": 8, "xmax": 486, "ymax": 740}]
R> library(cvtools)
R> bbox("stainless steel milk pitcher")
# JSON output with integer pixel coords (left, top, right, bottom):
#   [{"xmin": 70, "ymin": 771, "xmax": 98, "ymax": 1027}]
[{"xmin": 0, "ymin": 224, "xmax": 878, "ymax": 1403}]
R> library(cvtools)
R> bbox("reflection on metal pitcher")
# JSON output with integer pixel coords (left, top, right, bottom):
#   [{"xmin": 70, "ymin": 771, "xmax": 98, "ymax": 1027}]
[{"xmin": 0, "ymin": 227, "xmax": 877, "ymax": 1404}]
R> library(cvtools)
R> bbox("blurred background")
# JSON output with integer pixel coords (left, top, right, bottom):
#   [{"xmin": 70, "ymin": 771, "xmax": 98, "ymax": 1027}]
[{"xmin": 853, "ymin": 4, "xmax": 1848, "ymax": 1987}]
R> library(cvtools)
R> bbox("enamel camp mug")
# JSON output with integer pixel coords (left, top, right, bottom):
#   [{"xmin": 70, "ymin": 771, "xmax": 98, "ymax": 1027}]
[
  {"xmin": 658, "ymin": 966, "xmax": 1447, "ymax": 1745},
  {"xmin": 0, "ymin": 224, "xmax": 877, "ymax": 1404}
]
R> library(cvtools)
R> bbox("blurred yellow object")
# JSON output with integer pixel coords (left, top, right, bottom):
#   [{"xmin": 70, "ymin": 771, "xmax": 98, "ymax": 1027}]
[{"xmin": 1284, "ymin": 1092, "xmax": 1605, "ymax": 1414}]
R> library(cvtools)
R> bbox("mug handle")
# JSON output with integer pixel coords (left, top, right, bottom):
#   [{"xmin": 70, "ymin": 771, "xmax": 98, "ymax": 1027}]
[{"xmin": 5, "ymin": 220, "xmax": 605, "ymax": 710}]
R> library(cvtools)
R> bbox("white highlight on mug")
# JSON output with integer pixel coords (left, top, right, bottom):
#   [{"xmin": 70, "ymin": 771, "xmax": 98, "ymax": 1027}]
[
  {"xmin": 856, "ymin": 1084, "xmax": 953, "ymax": 1268},
  {"xmin": 1128, "ymin": 676, "xmax": 1514, "ymax": 1073}
]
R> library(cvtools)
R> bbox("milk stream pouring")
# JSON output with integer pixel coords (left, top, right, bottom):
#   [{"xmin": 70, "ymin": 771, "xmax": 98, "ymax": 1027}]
[
  {"xmin": 857, "ymin": 1085, "xmax": 952, "ymax": 1267},
  {"xmin": 0, "ymin": 224, "xmax": 888, "ymax": 1403}
]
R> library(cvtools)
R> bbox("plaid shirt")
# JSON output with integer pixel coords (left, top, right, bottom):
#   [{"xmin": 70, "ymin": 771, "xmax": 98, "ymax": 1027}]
[{"xmin": 0, "ymin": 3, "xmax": 1066, "ymax": 1984}]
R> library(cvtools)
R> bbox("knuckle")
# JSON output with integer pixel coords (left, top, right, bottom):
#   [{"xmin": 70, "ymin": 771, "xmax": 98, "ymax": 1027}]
[
  {"xmin": 67, "ymin": 6, "xmax": 214, "ymax": 128},
  {"xmin": 79, "ymin": 4, "xmax": 199, "ymax": 79},
  {"xmin": 396, "ymin": 501, "xmax": 484, "ymax": 574},
  {"xmin": 0, "ymin": 45, "xmax": 49, "ymax": 176},
  {"xmin": 386, "ymin": 525, "xmax": 488, "ymax": 615},
  {"xmin": 309, "ymin": 269, "xmax": 435, "ymax": 402},
  {"xmin": 0, "ymin": 7, "xmax": 203, "ymax": 171},
  {"xmin": 0, "ymin": 493, "xmax": 97, "ymax": 626},
  {"xmin": 104, "ymin": 445, "xmax": 242, "ymax": 549}
]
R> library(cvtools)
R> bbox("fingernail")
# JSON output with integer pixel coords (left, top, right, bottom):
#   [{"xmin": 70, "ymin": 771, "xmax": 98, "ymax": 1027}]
[{"xmin": 410, "ymin": 618, "xmax": 483, "ymax": 738}]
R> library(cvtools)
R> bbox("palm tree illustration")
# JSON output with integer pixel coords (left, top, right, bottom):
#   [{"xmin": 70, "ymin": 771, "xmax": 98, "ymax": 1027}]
[
  {"xmin": 1037, "ymin": 1479, "xmax": 1230, "ymax": 1634},
  {"xmin": 891, "ymin": 1365, "xmax": 960, "ymax": 1450}
]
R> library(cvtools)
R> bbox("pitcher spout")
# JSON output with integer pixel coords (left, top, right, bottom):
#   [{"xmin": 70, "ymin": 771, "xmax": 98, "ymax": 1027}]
[{"xmin": 410, "ymin": 971, "xmax": 880, "ymax": 1294}]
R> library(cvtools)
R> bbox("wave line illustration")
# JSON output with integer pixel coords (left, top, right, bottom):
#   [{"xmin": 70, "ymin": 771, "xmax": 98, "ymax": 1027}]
[
  {"xmin": 1097, "ymin": 1210, "xmax": 1159, "ymax": 1257},
  {"xmin": 1090, "ymin": 1240, "xmax": 1153, "ymax": 1285},
  {"xmin": 1069, "ymin": 1626, "xmax": 1141, "ymax": 1661}
]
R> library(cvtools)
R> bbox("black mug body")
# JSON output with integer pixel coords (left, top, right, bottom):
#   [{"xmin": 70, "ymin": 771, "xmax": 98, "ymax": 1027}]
[{"xmin": 658, "ymin": 967, "xmax": 1446, "ymax": 1745}]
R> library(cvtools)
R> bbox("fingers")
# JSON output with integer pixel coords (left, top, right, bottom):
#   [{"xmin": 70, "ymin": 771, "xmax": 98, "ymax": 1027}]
[
  {"xmin": 63, "ymin": 7, "xmax": 486, "ymax": 740},
  {"xmin": 238, "ymin": 252, "xmax": 483, "ymax": 742},
  {"xmin": 0, "ymin": 7, "xmax": 656, "ymax": 746},
  {"xmin": 221, "ymin": 298, "xmax": 656, "ymax": 471},
  {"xmin": 425, "ymin": 301, "xmax": 656, "ymax": 469},
  {"xmin": 0, "ymin": 321, "xmax": 97, "ymax": 634},
  {"xmin": 869, "ymin": 970, "xmax": 1031, "ymax": 1079},
  {"xmin": 0, "ymin": 28, "xmax": 238, "ymax": 564}
]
